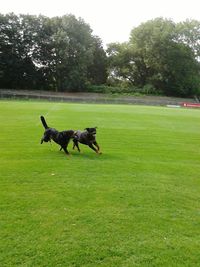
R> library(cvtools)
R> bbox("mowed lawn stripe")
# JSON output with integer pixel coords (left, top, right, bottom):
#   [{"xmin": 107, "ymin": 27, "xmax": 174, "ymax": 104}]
[{"xmin": 0, "ymin": 100, "xmax": 200, "ymax": 266}]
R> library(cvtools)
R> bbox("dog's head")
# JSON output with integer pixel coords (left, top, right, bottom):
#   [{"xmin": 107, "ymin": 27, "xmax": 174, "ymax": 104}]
[
  {"xmin": 41, "ymin": 128, "xmax": 52, "ymax": 144},
  {"xmin": 84, "ymin": 127, "xmax": 97, "ymax": 136}
]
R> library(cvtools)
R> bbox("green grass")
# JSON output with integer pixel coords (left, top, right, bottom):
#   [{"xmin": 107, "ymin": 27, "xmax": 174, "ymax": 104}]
[{"xmin": 1, "ymin": 100, "xmax": 200, "ymax": 267}]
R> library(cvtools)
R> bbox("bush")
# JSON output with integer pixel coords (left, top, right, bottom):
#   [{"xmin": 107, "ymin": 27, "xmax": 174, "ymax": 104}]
[
  {"xmin": 87, "ymin": 84, "xmax": 163, "ymax": 95},
  {"xmin": 141, "ymin": 84, "xmax": 163, "ymax": 95},
  {"xmin": 87, "ymin": 85, "xmax": 136, "ymax": 94}
]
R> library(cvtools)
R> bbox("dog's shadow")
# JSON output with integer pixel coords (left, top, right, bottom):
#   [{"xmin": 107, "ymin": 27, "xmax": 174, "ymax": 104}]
[
  {"xmin": 70, "ymin": 150, "xmax": 102, "ymax": 159},
  {"xmin": 68, "ymin": 150, "xmax": 121, "ymax": 161}
]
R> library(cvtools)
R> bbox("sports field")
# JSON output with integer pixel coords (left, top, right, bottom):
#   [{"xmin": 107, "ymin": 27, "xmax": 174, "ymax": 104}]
[{"xmin": 1, "ymin": 100, "xmax": 200, "ymax": 266}]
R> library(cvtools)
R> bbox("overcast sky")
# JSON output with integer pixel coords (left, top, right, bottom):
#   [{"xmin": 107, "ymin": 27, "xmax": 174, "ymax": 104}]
[{"xmin": 1, "ymin": 0, "xmax": 199, "ymax": 46}]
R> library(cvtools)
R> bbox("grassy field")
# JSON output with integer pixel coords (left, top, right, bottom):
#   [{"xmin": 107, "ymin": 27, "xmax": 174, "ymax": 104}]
[{"xmin": 0, "ymin": 100, "xmax": 200, "ymax": 267}]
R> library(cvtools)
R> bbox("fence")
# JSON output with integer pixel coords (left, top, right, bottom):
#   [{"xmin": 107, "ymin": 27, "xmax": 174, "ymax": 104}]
[{"xmin": 0, "ymin": 89, "xmax": 196, "ymax": 106}]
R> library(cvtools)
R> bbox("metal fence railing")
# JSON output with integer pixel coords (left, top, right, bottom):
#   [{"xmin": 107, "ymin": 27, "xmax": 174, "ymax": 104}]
[{"xmin": 0, "ymin": 89, "xmax": 195, "ymax": 106}]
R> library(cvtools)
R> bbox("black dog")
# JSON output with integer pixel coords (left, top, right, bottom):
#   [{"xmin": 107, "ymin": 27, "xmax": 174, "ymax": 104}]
[
  {"xmin": 73, "ymin": 127, "xmax": 101, "ymax": 154},
  {"xmin": 40, "ymin": 116, "xmax": 75, "ymax": 155}
]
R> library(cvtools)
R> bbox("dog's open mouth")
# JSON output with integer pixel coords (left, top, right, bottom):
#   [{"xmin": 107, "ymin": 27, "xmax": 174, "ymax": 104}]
[{"xmin": 90, "ymin": 130, "xmax": 96, "ymax": 135}]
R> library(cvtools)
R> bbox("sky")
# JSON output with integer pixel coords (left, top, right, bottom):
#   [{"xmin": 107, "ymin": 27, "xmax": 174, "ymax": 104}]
[{"xmin": 1, "ymin": 0, "xmax": 199, "ymax": 47}]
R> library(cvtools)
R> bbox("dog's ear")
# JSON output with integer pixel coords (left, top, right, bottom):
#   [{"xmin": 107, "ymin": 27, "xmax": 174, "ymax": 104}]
[{"xmin": 84, "ymin": 128, "xmax": 89, "ymax": 131}]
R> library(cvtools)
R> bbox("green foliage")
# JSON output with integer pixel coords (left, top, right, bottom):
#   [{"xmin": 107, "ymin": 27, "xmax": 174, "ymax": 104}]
[
  {"xmin": 1, "ymin": 100, "xmax": 200, "ymax": 266},
  {"xmin": 175, "ymin": 19, "xmax": 200, "ymax": 59},
  {"xmin": 142, "ymin": 84, "xmax": 161, "ymax": 95},
  {"xmin": 107, "ymin": 18, "xmax": 200, "ymax": 97},
  {"xmin": 0, "ymin": 13, "xmax": 108, "ymax": 91},
  {"xmin": 160, "ymin": 42, "xmax": 200, "ymax": 96},
  {"xmin": 1, "ymin": 13, "xmax": 200, "ymax": 97},
  {"xmin": 87, "ymin": 84, "xmax": 162, "ymax": 96},
  {"xmin": 87, "ymin": 84, "xmax": 134, "ymax": 94},
  {"xmin": 107, "ymin": 42, "xmax": 137, "ymax": 85},
  {"xmin": 87, "ymin": 37, "xmax": 108, "ymax": 85},
  {"xmin": 0, "ymin": 13, "xmax": 42, "ymax": 89}
]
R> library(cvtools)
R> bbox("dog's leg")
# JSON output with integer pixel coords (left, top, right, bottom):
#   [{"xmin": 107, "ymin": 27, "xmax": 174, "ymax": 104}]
[
  {"xmin": 62, "ymin": 146, "xmax": 70, "ymax": 155},
  {"xmin": 93, "ymin": 141, "xmax": 100, "ymax": 152},
  {"xmin": 59, "ymin": 141, "xmax": 69, "ymax": 155},
  {"xmin": 88, "ymin": 144, "xmax": 99, "ymax": 153},
  {"xmin": 73, "ymin": 140, "xmax": 81, "ymax": 152},
  {"xmin": 76, "ymin": 143, "xmax": 81, "ymax": 152},
  {"xmin": 73, "ymin": 141, "xmax": 76, "ymax": 150}
]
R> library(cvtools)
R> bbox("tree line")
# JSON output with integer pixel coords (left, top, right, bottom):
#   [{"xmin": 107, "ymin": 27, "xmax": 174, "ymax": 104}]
[{"xmin": 0, "ymin": 13, "xmax": 200, "ymax": 97}]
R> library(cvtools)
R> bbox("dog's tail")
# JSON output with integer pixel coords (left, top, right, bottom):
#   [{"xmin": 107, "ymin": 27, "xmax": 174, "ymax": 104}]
[{"xmin": 40, "ymin": 116, "xmax": 49, "ymax": 129}]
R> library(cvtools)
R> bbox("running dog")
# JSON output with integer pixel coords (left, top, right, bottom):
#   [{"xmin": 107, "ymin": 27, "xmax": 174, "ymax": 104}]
[
  {"xmin": 73, "ymin": 127, "xmax": 101, "ymax": 154},
  {"xmin": 40, "ymin": 116, "xmax": 75, "ymax": 155}
]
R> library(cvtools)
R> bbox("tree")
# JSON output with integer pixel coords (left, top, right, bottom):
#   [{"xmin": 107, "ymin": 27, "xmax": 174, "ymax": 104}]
[
  {"xmin": 0, "ymin": 13, "xmax": 46, "ymax": 89},
  {"xmin": 160, "ymin": 42, "xmax": 200, "ymax": 96},
  {"xmin": 175, "ymin": 19, "xmax": 200, "ymax": 60},
  {"xmin": 107, "ymin": 17, "xmax": 200, "ymax": 97},
  {"xmin": 0, "ymin": 13, "xmax": 22, "ymax": 88},
  {"xmin": 0, "ymin": 13, "xmax": 108, "ymax": 91},
  {"xmin": 87, "ymin": 36, "xmax": 108, "ymax": 85}
]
